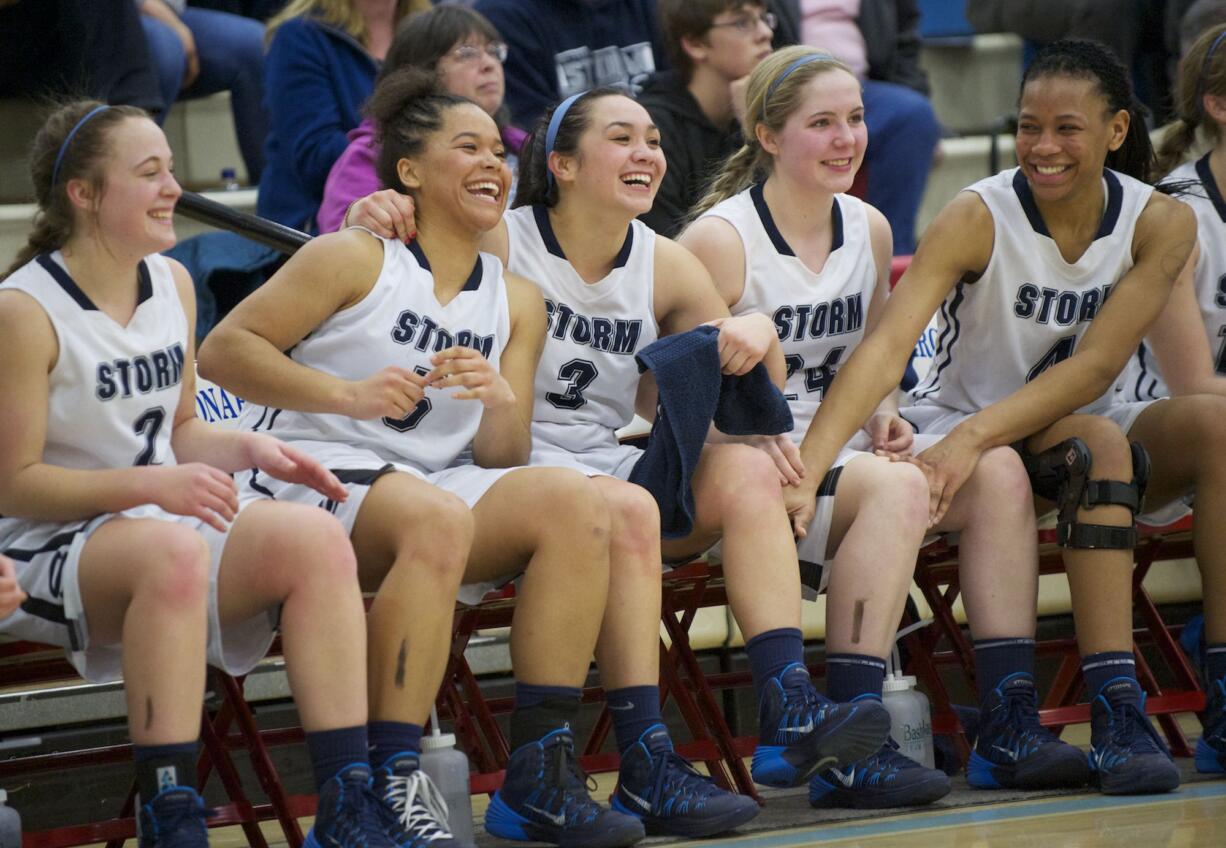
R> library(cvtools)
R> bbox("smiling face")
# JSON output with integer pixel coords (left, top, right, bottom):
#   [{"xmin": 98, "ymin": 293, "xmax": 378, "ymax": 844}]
[
  {"xmin": 758, "ymin": 68, "xmax": 866, "ymax": 194},
  {"xmin": 552, "ymin": 95, "xmax": 666, "ymax": 216},
  {"xmin": 434, "ymin": 34, "xmax": 506, "ymax": 117},
  {"xmin": 398, "ymin": 102, "xmax": 511, "ymax": 233},
  {"xmin": 1015, "ymin": 74, "xmax": 1128, "ymax": 203},
  {"xmin": 70, "ymin": 116, "xmax": 181, "ymax": 256}
]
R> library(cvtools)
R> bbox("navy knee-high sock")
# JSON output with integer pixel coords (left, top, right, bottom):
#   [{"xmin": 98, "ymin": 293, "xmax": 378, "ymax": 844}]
[
  {"xmin": 746, "ymin": 628, "xmax": 805, "ymax": 703},
  {"xmin": 607, "ymin": 685, "xmax": 664, "ymax": 754}
]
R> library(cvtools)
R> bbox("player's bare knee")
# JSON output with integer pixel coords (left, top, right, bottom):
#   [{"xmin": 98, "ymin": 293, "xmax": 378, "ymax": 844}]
[
  {"xmin": 604, "ymin": 482, "xmax": 660, "ymax": 561},
  {"xmin": 708, "ymin": 444, "xmax": 780, "ymax": 513},
  {"xmin": 140, "ymin": 524, "xmax": 210, "ymax": 610},
  {"xmin": 973, "ymin": 446, "xmax": 1034, "ymax": 509},
  {"xmin": 391, "ymin": 491, "xmax": 471, "ymax": 581},
  {"xmin": 539, "ymin": 471, "xmax": 611, "ymax": 553},
  {"xmin": 884, "ymin": 460, "xmax": 930, "ymax": 533}
]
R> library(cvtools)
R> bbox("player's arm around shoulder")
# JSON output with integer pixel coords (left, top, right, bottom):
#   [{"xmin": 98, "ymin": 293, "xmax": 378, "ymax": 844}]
[
  {"xmin": 468, "ymin": 270, "xmax": 546, "ymax": 468},
  {"xmin": 1076, "ymin": 192, "xmax": 1196, "ymax": 390},
  {"xmin": 197, "ymin": 228, "xmax": 384, "ymax": 415}
]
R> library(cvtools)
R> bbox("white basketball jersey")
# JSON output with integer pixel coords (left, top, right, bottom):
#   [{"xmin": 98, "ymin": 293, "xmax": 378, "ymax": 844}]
[
  {"xmin": 908, "ymin": 167, "xmax": 1153, "ymax": 417},
  {"xmin": 504, "ymin": 205, "xmax": 659, "ymax": 432},
  {"xmin": 1117, "ymin": 155, "xmax": 1226, "ymax": 401},
  {"xmin": 1, "ymin": 251, "xmax": 186, "ymax": 470},
  {"xmin": 240, "ymin": 237, "xmax": 511, "ymax": 472},
  {"xmin": 701, "ymin": 185, "xmax": 877, "ymax": 440}
]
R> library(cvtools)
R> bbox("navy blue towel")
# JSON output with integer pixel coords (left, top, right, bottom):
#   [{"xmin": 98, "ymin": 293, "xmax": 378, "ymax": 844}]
[{"xmin": 629, "ymin": 326, "xmax": 793, "ymax": 538}]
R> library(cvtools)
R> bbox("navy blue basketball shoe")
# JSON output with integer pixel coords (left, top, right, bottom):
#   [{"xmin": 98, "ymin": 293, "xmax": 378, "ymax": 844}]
[
  {"xmin": 137, "ymin": 786, "xmax": 211, "ymax": 848},
  {"xmin": 372, "ymin": 752, "xmax": 458, "ymax": 847},
  {"xmin": 966, "ymin": 673, "xmax": 1089, "ymax": 789},
  {"xmin": 809, "ymin": 736, "xmax": 951, "ymax": 809},
  {"xmin": 611, "ymin": 724, "xmax": 759, "ymax": 837},
  {"xmin": 1196, "ymin": 675, "xmax": 1226, "ymax": 774},
  {"xmin": 306, "ymin": 763, "xmax": 399, "ymax": 848},
  {"xmin": 1088, "ymin": 678, "xmax": 1180, "ymax": 794},
  {"xmin": 485, "ymin": 727, "xmax": 644, "ymax": 847},
  {"xmin": 751, "ymin": 662, "xmax": 890, "ymax": 787}
]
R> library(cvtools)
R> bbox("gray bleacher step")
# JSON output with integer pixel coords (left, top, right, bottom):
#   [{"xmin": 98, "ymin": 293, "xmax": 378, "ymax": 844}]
[{"xmin": 920, "ymin": 33, "xmax": 1024, "ymax": 135}]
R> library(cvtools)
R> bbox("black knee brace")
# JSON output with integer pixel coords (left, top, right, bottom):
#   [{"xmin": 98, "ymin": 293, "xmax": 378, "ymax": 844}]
[{"xmin": 1017, "ymin": 437, "xmax": 1149, "ymax": 549}]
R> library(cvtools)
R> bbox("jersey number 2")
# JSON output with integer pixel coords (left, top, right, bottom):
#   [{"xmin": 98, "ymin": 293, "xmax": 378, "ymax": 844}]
[{"xmin": 133, "ymin": 407, "xmax": 166, "ymax": 466}]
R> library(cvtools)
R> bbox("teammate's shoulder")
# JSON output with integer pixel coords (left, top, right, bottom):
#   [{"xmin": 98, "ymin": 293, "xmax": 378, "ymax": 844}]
[
  {"xmin": 654, "ymin": 232, "xmax": 708, "ymax": 271},
  {"xmin": 1139, "ymin": 190, "xmax": 1196, "ymax": 233},
  {"xmin": 0, "ymin": 286, "xmax": 55, "ymax": 354},
  {"xmin": 504, "ymin": 270, "xmax": 547, "ymax": 327}
]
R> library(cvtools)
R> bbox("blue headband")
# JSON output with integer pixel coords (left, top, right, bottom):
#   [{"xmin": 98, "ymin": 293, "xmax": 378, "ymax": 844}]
[
  {"xmin": 52, "ymin": 105, "xmax": 111, "ymax": 187},
  {"xmin": 544, "ymin": 91, "xmax": 585, "ymax": 189},
  {"xmin": 1197, "ymin": 30, "xmax": 1226, "ymax": 115},
  {"xmin": 764, "ymin": 54, "xmax": 834, "ymax": 108}
]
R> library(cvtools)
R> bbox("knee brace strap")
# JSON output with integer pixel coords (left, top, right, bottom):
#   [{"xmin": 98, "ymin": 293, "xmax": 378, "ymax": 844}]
[{"xmin": 1018, "ymin": 437, "xmax": 1145, "ymax": 550}]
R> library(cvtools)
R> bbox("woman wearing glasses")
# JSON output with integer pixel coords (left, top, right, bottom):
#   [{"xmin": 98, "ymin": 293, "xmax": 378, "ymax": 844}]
[
  {"xmin": 319, "ymin": 4, "xmax": 526, "ymax": 232},
  {"xmin": 771, "ymin": 0, "xmax": 939, "ymax": 254},
  {"xmin": 637, "ymin": 1, "xmax": 777, "ymax": 237}
]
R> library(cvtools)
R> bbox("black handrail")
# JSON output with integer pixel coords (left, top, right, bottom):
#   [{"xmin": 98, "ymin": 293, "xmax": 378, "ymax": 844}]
[{"xmin": 175, "ymin": 190, "xmax": 310, "ymax": 255}]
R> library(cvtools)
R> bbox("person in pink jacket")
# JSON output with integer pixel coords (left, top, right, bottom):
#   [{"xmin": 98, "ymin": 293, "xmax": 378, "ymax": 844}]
[{"xmin": 318, "ymin": 3, "xmax": 528, "ymax": 232}]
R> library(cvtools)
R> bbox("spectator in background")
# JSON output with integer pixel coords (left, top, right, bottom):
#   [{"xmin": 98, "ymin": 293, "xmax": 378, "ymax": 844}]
[
  {"xmin": 257, "ymin": 0, "xmax": 428, "ymax": 232},
  {"xmin": 0, "ymin": 0, "xmax": 161, "ymax": 112},
  {"xmin": 966, "ymin": 0, "xmax": 1180, "ymax": 124},
  {"xmin": 138, "ymin": 0, "xmax": 269, "ymax": 184},
  {"xmin": 770, "ymin": 0, "xmax": 939, "ymax": 254},
  {"xmin": 637, "ymin": 0, "xmax": 773, "ymax": 237},
  {"xmin": 1178, "ymin": 0, "xmax": 1226, "ymax": 57},
  {"xmin": 473, "ymin": 0, "xmax": 666, "ymax": 129},
  {"xmin": 318, "ymin": 3, "xmax": 526, "ymax": 231}
]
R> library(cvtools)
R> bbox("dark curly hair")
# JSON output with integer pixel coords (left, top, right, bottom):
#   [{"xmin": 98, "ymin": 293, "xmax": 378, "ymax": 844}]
[{"xmin": 1021, "ymin": 39, "xmax": 1156, "ymax": 183}]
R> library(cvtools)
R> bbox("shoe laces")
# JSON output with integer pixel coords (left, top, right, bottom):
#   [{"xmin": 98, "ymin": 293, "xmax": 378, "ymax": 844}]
[
  {"xmin": 382, "ymin": 770, "xmax": 453, "ymax": 845},
  {"xmin": 539, "ymin": 735, "xmax": 602, "ymax": 826},
  {"xmin": 140, "ymin": 791, "xmax": 213, "ymax": 848},
  {"xmin": 645, "ymin": 750, "xmax": 718, "ymax": 814},
  {"xmin": 997, "ymin": 684, "xmax": 1058, "ymax": 751},
  {"xmin": 331, "ymin": 774, "xmax": 394, "ymax": 848},
  {"xmin": 1102, "ymin": 696, "xmax": 1169, "ymax": 757}
]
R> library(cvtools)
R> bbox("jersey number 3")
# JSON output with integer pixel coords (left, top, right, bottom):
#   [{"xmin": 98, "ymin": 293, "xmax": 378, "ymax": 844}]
[
  {"xmin": 546, "ymin": 359, "xmax": 599, "ymax": 410},
  {"xmin": 133, "ymin": 407, "xmax": 166, "ymax": 466}
]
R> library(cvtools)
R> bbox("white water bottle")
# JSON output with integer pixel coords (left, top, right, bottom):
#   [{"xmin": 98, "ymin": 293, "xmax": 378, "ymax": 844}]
[
  {"xmin": 419, "ymin": 710, "xmax": 475, "ymax": 847},
  {"xmin": 0, "ymin": 789, "xmax": 21, "ymax": 848},
  {"xmin": 882, "ymin": 672, "xmax": 934, "ymax": 769}
]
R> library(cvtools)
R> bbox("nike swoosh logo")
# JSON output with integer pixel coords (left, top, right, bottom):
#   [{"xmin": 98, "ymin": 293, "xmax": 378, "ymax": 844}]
[
  {"xmin": 524, "ymin": 805, "xmax": 567, "ymax": 826},
  {"xmin": 780, "ymin": 720, "xmax": 815, "ymax": 735},
  {"xmin": 991, "ymin": 745, "xmax": 1020, "ymax": 762},
  {"xmin": 830, "ymin": 767, "xmax": 856, "ymax": 788},
  {"xmin": 620, "ymin": 787, "xmax": 652, "ymax": 811}
]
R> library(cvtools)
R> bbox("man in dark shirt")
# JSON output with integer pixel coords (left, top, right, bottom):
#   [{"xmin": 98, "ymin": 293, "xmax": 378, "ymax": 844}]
[{"xmin": 638, "ymin": 0, "xmax": 774, "ymax": 236}]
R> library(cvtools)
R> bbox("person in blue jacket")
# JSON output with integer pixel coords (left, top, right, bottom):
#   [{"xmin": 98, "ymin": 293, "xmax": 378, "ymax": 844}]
[{"xmin": 256, "ymin": 0, "xmax": 426, "ymax": 231}]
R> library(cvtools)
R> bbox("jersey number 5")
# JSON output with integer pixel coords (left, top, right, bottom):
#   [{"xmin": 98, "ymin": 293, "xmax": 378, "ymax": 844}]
[
  {"xmin": 383, "ymin": 366, "xmax": 433, "ymax": 432},
  {"xmin": 546, "ymin": 359, "xmax": 599, "ymax": 410}
]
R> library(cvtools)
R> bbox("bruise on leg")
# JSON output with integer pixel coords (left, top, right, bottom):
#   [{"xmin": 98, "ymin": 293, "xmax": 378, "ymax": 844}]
[
  {"xmin": 145, "ymin": 696, "xmax": 155, "ymax": 731},
  {"xmin": 394, "ymin": 638, "xmax": 407, "ymax": 689},
  {"xmin": 852, "ymin": 599, "xmax": 865, "ymax": 644}
]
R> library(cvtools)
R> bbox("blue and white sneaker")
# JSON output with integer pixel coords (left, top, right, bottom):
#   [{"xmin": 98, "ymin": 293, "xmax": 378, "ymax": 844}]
[
  {"xmin": 306, "ymin": 763, "xmax": 399, "ymax": 848},
  {"xmin": 611, "ymin": 724, "xmax": 759, "ymax": 837},
  {"xmin": 751, "ymin": 663, "xmax": 890, "ymax": 788},
  {"xmin": 809, "ymin": 737, "xmax": 950, "ymax": 809},
  {"xmin": 1089, "ymin": 678, "xmax": 1181, "ymax": 795},
  {"xmin": 373, "ymin": 753, "xmax": 457, "ymax": 847},
  {"xmin": 1195, "ymin": 676, "xmax": 1226, "ymax": 774},
  {"xmin": 966, "ymin": 673, "xmax": 1089, "ymax": 789},
  {"xmin": 136, "ymin": 786, "xmax": 212, "ymax": 848},
  {"xmin": 485, "ymin": 727, "xmax": 644, "ymax": 847}
]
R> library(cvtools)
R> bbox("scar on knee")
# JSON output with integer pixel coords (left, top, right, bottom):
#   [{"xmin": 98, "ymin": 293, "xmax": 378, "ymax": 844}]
[
  {"xmin": 145, "ymin": 696, "xmax": 154, "ymax": 731},
  {"xmin": 852, "ymin": 600, "xmax": 865, "ymax": 644},
  {"xmin": 394, "ymin": 639, "xmax": 407, "ymax": 690}
]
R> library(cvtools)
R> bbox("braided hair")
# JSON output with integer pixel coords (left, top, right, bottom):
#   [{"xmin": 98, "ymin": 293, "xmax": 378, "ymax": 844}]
[{"xmin": 1020, "ymin": 39, "xmax": 1156, "ymax": 183}]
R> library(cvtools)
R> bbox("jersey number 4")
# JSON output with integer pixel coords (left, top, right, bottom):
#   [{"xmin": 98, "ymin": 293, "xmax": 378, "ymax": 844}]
[
  {"xmin": 1027, "ymin": 335, "xmax": 1077, "ymax": 383},
  {"xmin": 383, "ymin": 366, "xmax": 433, "ymax": 432},
  {"xmin": 546, "ymin": 359, "xmax": 599, "ymax": 410},
  {"xmin": 783, "ymin": 347, "xmax": 845, "ymax": 401}
]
